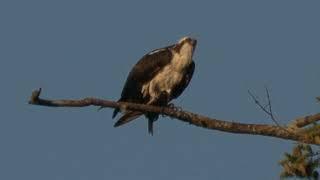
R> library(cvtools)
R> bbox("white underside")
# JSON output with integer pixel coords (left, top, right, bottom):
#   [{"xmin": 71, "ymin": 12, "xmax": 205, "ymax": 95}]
[{"xmin": 141, "ymin": 50, "xmax": 192, "ymax": 104}]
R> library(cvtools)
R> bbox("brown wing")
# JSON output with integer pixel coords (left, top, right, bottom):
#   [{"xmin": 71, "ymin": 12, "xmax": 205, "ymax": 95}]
[
  {"xmin": 120, "ymin": 46, "xmax": 173, "ymax": 102},
  {"xmin": 113, "ymin": 45, "xmax": 174, "ymax": 118},
  {"xmin": 170, "ymin": 61, "xmax": 195, "ymax": 100}
]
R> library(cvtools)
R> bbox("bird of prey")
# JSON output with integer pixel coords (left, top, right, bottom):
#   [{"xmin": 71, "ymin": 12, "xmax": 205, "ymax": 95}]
[{"xmin": 113, "ymin": 36, "xmax": 197, "ymax": 135}]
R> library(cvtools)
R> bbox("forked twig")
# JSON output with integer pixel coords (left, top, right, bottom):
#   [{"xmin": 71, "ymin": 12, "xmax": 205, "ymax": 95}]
[{"xmin": 248, "ymin": 88, "xmax": 281, "ymax": 127}]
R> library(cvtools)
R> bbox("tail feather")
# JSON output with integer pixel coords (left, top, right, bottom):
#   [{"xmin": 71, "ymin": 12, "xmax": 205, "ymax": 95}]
[
  {"xmin": 112, "ymin": 108, "xmax": 120, "ymax": 119},
  {"xmin": 114, "ymin": 111, "xmax": 142, "ymax": 127},
  {"xmin": 148, "ymin": 119, "xmax": 153, "ymax": 135}
]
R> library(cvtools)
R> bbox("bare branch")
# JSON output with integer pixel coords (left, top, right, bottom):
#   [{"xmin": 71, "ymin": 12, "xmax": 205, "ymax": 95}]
[
  {"xmin": 290, "ymin": 114, "xmax": 320, "ymax": 128},
  {"xmin": 29, "ymin": 88, "xmax": 320, "ymax": 145},
  {"xmin": 248, "ymin": 89, "xmax": 281, "ymax": 127}
]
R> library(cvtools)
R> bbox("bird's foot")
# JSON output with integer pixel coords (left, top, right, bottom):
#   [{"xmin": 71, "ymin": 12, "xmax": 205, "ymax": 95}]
[
  {"xmin": 167, "ymin": 103, "xmax": 182, "ymax": 112},
  {"xmin": 160, "ymin": 103, "xmax": 182, "ymax": 118},
  {"xmin": 167, "ymin": 103, "xmax": 175, "ymax": 108}
]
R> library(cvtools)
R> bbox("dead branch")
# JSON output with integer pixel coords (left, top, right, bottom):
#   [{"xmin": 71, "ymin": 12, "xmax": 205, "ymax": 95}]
[
  {"xmin": 248, "ymin": 88, "xmax": 281, "ymax": 127},
  {"xmin": 290, "ymin": 113, "xmax": 320, "ymax": 128},
  {"xmin": 29, "ymin": 88, "xmax": 320, "ymax": 145}
]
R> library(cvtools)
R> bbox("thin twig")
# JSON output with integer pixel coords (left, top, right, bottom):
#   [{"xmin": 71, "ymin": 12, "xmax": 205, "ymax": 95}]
[
  {"xmin": 265, "ymin": 87, "xmax": 279, "ymax": 126},
  {"xmin": 248, "ymin": 89, "xmax": 281, "ymax": 127}
]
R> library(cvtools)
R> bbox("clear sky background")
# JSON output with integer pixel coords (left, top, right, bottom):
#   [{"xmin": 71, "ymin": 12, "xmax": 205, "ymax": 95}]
[{"xmin": 1, "ymin": 0, "xmax": 320, "ymax": 179}]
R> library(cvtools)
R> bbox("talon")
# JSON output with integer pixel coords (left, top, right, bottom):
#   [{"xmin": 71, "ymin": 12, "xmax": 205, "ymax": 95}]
[
  {"xmin": 176, "ymin": 106, "xmax": 183, "ymax": 112},
  {"xmin": 167, "ymin": 103, "xmax": 175, "ymax": 108},
  {"xmin": 167, "ymin": 103, "xmax": 182, "ymax": 112}
]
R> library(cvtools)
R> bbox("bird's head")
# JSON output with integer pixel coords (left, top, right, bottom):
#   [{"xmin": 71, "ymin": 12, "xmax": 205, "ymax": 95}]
[{"xmin": 173, "ymin": 36, "xmax": 197, "ymax": 57}]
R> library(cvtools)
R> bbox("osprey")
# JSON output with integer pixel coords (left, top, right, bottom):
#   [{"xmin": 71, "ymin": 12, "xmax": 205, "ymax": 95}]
[{"xmin": 113, "ymin": 36, "xmax": 197, "ymax": 135}]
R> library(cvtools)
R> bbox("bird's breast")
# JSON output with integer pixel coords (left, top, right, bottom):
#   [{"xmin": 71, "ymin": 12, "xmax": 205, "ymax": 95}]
[
  {"xmin": 141, "ymin": 64, "xmax": 184, "ymax": 100},
  {"xmin": 171, "ymin": 51, "xmax": 192, "ymax": 71}
]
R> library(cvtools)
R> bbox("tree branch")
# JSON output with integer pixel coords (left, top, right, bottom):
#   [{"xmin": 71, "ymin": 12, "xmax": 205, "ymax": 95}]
[
  {"xmin": 29, "ymin": 88, "xmax": 320, "ymax": 145},
  {"xmin": 289, "ymin": 114, "xmax": 320, "ymax": 128}
]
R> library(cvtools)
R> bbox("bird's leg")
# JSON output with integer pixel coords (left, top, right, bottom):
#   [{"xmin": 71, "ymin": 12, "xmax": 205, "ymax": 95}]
[
  {"xmin": 156, "ymin": 91, "xmax": 171, "ymax": 117},
  {"xmin": 157, "ymin": 92, "xmax": 183, "ymax": 118},
  {"xmin": 158, "ymin": 91, "xmax": 170, "ymax": 106}
]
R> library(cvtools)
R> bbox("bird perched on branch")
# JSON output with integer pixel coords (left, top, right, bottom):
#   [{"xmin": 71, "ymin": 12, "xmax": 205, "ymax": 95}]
[{"xmin": 113, "ymin": 36, "xmax": 197, "ymax": 135}]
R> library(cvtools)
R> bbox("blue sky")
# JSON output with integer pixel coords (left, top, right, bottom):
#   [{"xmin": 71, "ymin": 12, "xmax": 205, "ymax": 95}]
[{"xmin": 1, "ymin": 0, "xmax": 320, "ymax": 179}]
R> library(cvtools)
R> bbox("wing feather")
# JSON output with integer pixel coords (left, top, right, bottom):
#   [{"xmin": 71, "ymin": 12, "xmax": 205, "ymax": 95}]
[{"xmin": 119, "ymin": 45, "xmax": 173, "ymax": 102}]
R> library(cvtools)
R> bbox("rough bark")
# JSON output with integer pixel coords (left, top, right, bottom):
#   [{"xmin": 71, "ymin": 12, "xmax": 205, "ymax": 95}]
[{"xmin": 29, "ymin": 88, "xmax": 320, "ymax": 145}]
